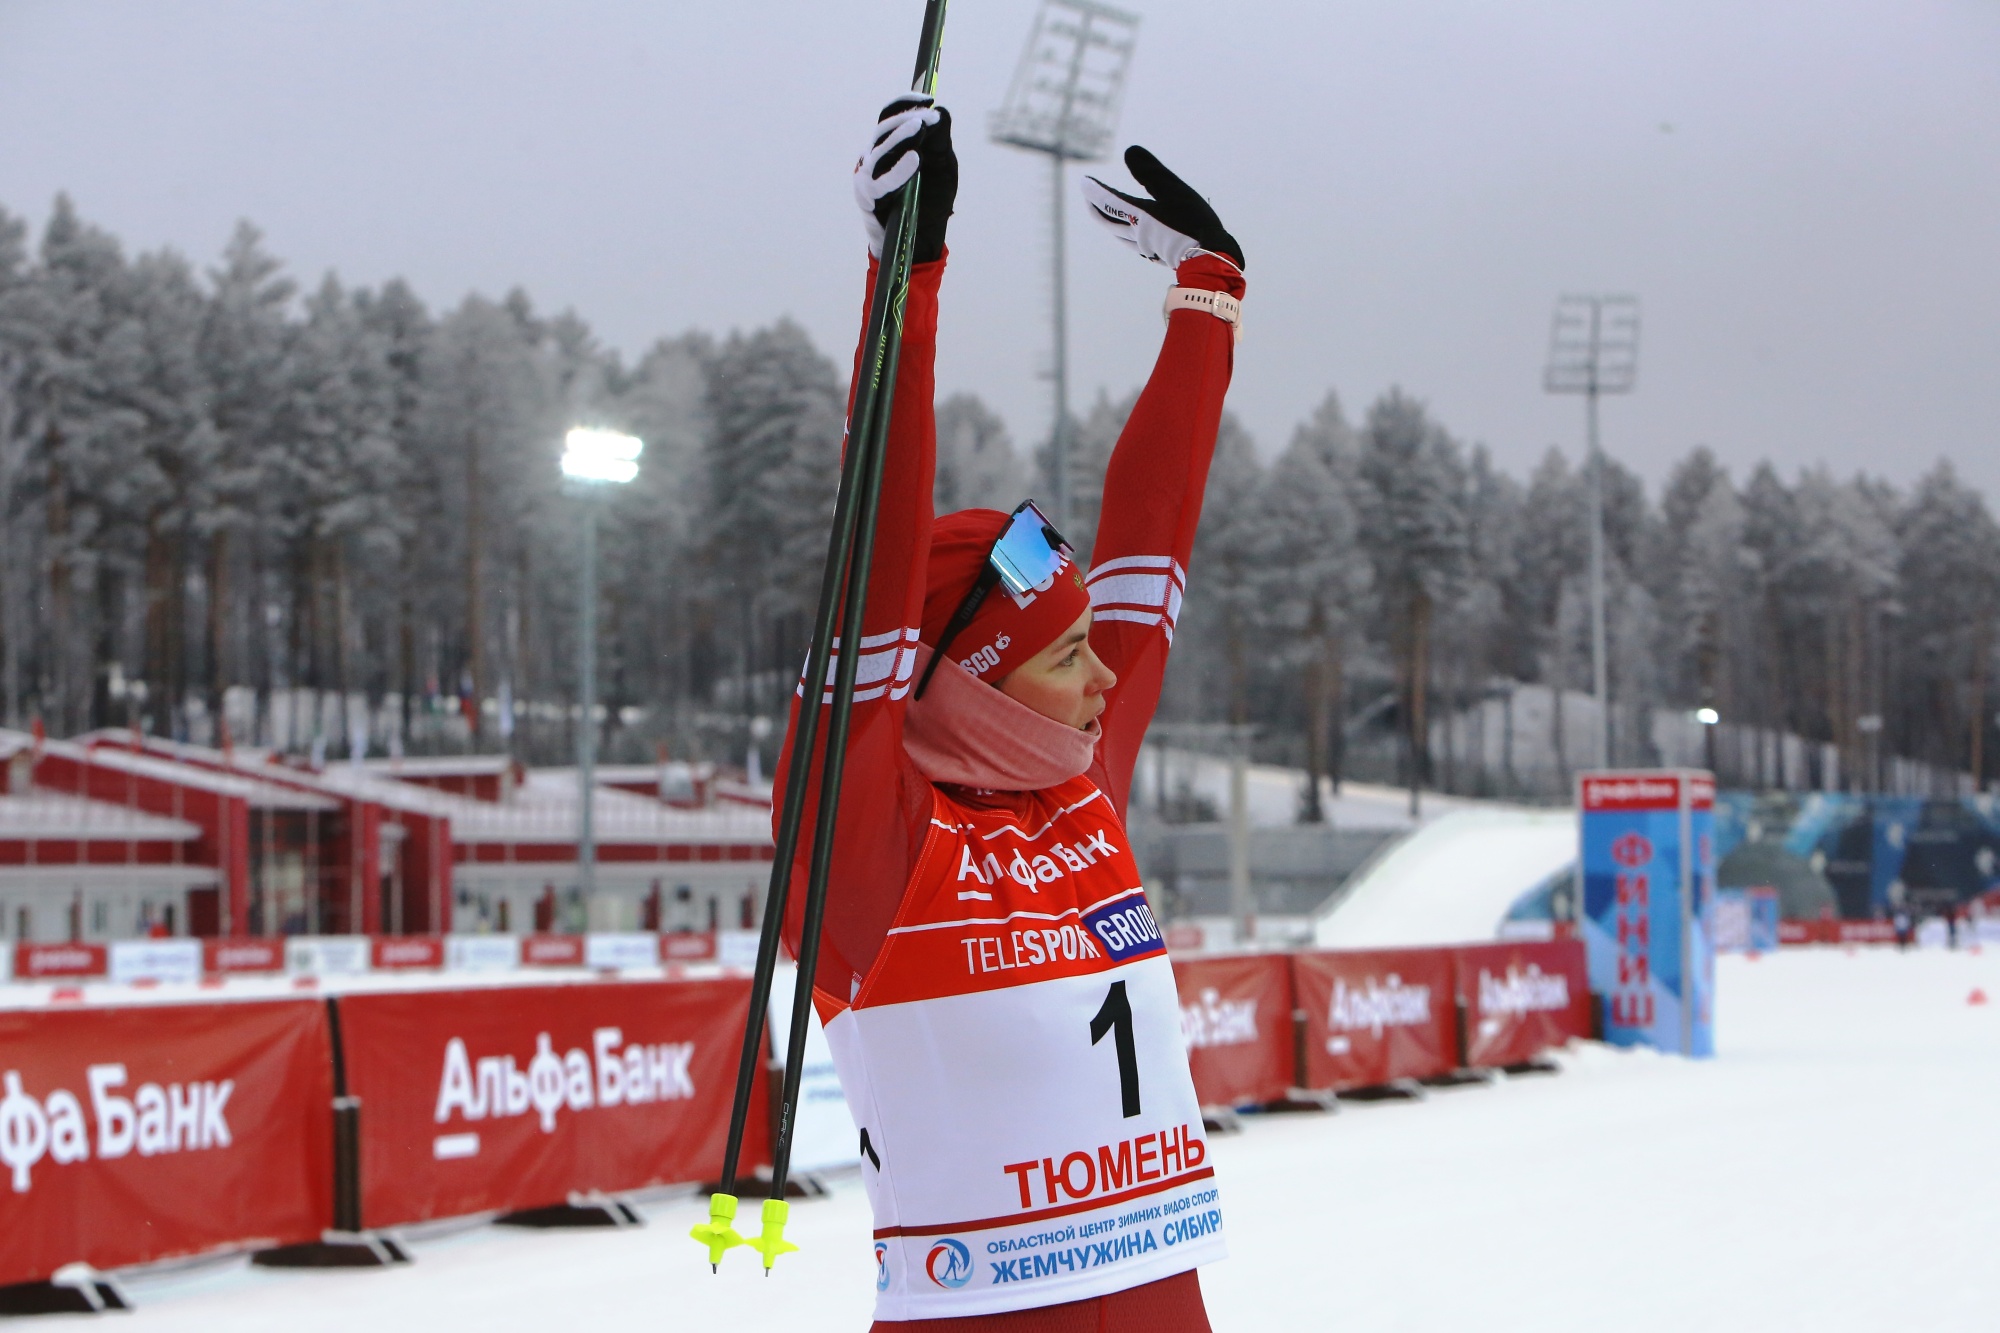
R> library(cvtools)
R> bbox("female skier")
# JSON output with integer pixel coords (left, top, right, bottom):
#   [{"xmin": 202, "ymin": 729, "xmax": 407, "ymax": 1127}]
[{"xmin": 777, "ymin": 94, "xmax": 1245, "ymax": 1332}]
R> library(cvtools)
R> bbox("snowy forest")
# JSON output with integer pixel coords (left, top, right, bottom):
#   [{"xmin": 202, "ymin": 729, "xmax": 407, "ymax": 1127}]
[{"xmin": 2, "ymin": 196, "xmax": 1996, "ymax": 801}]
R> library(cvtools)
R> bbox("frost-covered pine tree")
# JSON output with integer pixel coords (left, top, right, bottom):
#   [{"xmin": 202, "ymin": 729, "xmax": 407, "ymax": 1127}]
[
  {"xmin": 0, "ymin": 204, "xmax": 35, "ymax": 726},
  {"xmin": 123, "ymin": 248, "xmax": 217, "ymax": 735},
  {"xmin": 1169, "ymin": 412, "xmax": 1264, "ymax": 727},
  {"xmin": 419, "ymin": 294, "xmax": 548, "ymax": 748},
  {"xmin": 1438, "ymin": 444, "xmax": 1523, "ymax": 792},
  {"xmin": 282, "ymin": 275, "xmax": 406, "ymax": 749},
  {"xmin": 699, "ymin": 319, "xmax": 843, "ymax": 717},
  {"xmin": 1258, "ymin": 391, "xmax": 1369, "ymax": 815},
  {"xmin": 1514, "ymin": 448, "xmax": 1590, "ymax": 781},
  {"xmin": 934, "ymin": 392, "xmax": 1026, "ymax": 515},
  {"xmin": 1896, "ymin": 462, "xmax": 2000, "ymax": 777},
  {"xmin": 201, "ymin": 221, "xmax": 296, "ymax": 736},
  {"xmin": 1034, "ymin": 389, "xmax": 1131, "ymax": 563},
  {"xmin": 1353, "ymin": 389, "xmax": 1469, "ymax": 803},
  {"xmin": 20, "ymin": 197, "xmax": 149, "ymax": 735},
  {"xmin": 607, "ymin": 332, "xmax": 710, "ymax": 737},
  {"xmin": 354, "ymin": 278, "xmax": 436, "ymax": 746}
]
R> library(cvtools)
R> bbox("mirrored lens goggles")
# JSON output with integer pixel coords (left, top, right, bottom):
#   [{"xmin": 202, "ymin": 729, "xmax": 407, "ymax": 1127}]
[
  {"xmin": 988, "ymin": 500, "xmax": 1073, "ymax": 595},
  {"xmin": 912, "ymin": 500, "xmax": 1075, "ymax": 700}
]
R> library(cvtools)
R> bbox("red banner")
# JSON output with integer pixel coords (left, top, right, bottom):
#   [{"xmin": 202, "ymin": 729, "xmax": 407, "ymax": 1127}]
[
  {"xmin": 203, "ymin": 939, "xmax": 284, "ymax": 974},
  {"xmin": 1171, "ymin": 953, "xmax": 1293, "ymax": 1108},
  {"xmin": 1777, "ymin": 920, "xmax": 1898, "ymax": 947},
  {"xmin": 1292, "ymin": 949, "xmax": 1456, "ymax": 1091},
  {"xmin": 659, "ymin": 931, "xmax": 718, "ymax": 963},
  {"xmin": 337, "ymin": 977, "xmax": 766, "ymax": 1227},
  {"xmin": 0, "ymin": 999, "xmax": 333, "ymax": 1285},
  {"xmin": 522, "ymin": 934, "xmax": 584, "ymax": 966},
  {"xmin": 371, "ymin": 935, "xmax": 444, "ymax": 970},
  {"xmin": 1454, "ymin": 939, "xmax": 1590, "ymax": 1068},
  {"xmin": 13, "ymin": 943, "xmax": 108, "ymax": 979}
]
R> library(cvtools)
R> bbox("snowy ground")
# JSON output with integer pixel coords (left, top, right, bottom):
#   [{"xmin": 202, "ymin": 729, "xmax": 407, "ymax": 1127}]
[
  {"xmin": 1315, "ymin": 806, "xmax": 1577, "ymax": 947},
  {"xmin": 1135, "ymin": 746, "xmax": 1481, "ymax": 831},
  {"xmin": 98, "ymin": 948, "xmax": 2000, "ymax": 1332}
]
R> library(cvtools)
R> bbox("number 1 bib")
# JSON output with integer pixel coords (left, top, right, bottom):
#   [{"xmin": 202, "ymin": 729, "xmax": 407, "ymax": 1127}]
[{"xmin": 817, "ymin": 775, "xmax": 1226, "ymax": 1321}]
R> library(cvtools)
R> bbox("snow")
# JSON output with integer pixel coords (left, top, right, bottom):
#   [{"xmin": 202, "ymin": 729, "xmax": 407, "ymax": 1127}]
[
  {"xmin": 1135, "ymin": 746, "xmax": 1481, "ymax": 831},
  {"xmin": 0, "ymin": 793, "xmax": 201, "ymax": 841},
  {"xmin": 0, "ymin": 963, "xmax": 737, "ymax": 1012},
  {"xmin": 95, "ymin": 947, "xmax": 2000, "ymax": 1331},
  {"xmin": 1315, "ymin": 806, "xmax": 1578, "ymax": 947}
]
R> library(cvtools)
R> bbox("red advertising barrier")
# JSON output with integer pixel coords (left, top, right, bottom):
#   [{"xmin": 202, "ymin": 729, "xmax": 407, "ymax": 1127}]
[
  {"xmin": 522, "ymin": 934, "xmax": 585, "ymax": 966},
  {"xmin": 1171, "ymin": 953, "xmax": 1293, "ymax": 1109},
  {"xmin": 0, "ymin": 998, "xmax": 334, "ymax": 1286},
  {"xmin": 371, "ymin": 935, "xmax": 445, "ymax": 970},
  {"xmin": 13, "ymin": 943, "xmax": 108, "ymax": 980},
  {"xmin": 1453, "ymin": 939, "xmax": 1591, "ymax": 1068},
  {"xmin": 336, "ymin": 977, "xmax": 766, "ymax": 1227},
  {"xmin": 1292, "ymin": 948, "xmax": 1456, "ymax": 1091},
  {"xmin": 203, "ymin": 939, "xmax": 284, "ymax": 974},
  {"xmin": 659, "ymin": 931, "xmax": 718, "ymax": 963},
  {"xmin": 1777, "ymin": 920, "xmax": 1899, "ymax": 947}
]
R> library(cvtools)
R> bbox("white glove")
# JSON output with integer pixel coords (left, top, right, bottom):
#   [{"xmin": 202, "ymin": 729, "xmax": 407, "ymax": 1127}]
[
  {"xmin": 854, "ymin": 94, "xmax": 941, "ymax": 258},
  {"xmin": 1081, "ymin": 146, "xmax": 1244, "ymax": 271}
]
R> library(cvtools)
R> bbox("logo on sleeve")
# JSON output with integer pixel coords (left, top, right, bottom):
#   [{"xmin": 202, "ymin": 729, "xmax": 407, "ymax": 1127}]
[
  {"xmin": 926, "ymin": 1237, "xmax": 974, "ymax": 1288},
  {"xmin": 1083, "ymin": 898, "xmax": 1166, "ymax": 963}
]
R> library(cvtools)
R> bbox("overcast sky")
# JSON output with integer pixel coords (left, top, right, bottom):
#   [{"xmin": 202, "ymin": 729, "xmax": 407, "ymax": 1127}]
[{"xmin": 3, "ymin": 0, "xmax": 1997, "ymax": 501}]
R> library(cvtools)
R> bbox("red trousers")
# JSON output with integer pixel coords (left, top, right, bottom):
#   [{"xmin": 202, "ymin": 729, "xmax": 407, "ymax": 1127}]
[{"xmin": 871, "ymin": 1271, "xmax": 1211, "ymax": 1333}]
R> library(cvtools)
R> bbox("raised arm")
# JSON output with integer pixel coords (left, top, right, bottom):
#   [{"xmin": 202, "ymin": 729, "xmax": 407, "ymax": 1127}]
[
  {"xmin": 774, "ymin": 97, "xmax": 955, "ymax": 987},
  {"xmin": 1077, "ymin": 149, "xmax": 1247, "ymax": 812}
]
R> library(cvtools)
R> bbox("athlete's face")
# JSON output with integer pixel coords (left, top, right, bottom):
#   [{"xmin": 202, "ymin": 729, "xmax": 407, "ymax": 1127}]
[{"xmin": 996, "ymin": 607, "xmax": 1117, "ymax": 731}]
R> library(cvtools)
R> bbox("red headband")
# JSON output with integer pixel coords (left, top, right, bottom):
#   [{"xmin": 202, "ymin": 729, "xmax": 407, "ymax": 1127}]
[{"xmin": 921, "ymin": 509, "xmax": 1091, "ymax": 685}]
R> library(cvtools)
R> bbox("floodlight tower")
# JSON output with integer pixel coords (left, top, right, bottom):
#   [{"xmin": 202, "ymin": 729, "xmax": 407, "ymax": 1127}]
[
  {"xmin": 990, "ymin": 0, "xmax": 1140, "ymax": 529},
  {"xmin": 560, "ymin": 427, "xmax": 643, "ymax": 898},
  {"xmin": 1543, "ymin": 295, "xmax": 1640, "ymax": 769}
]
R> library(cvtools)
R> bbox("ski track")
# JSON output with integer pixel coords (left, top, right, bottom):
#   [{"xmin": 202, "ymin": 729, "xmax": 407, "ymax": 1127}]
[{"xmin": 104, "ymin": 948, "xmax": 2000, "ymax": 1332}]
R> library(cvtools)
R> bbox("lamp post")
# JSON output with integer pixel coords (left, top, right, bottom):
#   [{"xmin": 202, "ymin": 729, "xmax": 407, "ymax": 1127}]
[
  {"xmin": 560, "ymin": 427, "xmax": 643, "ymax": 899},
  {"xmin": 1543, "ymin": 294, "xmax": 1640, "ymax": 768},
  {"xmin": 990, "ymin": 0, "xmax": 1139, "ymax": 530}
]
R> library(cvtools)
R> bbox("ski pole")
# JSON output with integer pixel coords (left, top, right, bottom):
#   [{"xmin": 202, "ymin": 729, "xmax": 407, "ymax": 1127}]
[
  {"xmin": 758, "ymin": 0, "xmax": 950, "ymax": 1242},
  {"xmin": 688, "ymin": 184, "xmax": 904, "ymax": 1271},
  {"xmin": 691, "ymin": 0, "xmax": 949, "ymax": 1274}
]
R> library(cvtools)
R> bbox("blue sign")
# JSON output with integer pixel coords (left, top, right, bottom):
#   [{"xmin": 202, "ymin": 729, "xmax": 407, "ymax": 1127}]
[
  {"xmin": 1713, "ymin": 886, "xmax": 1780, "ymax": 953},
  {"xmin": 1578, "ymin": 771, "xmax": 1715, "ymax": 1057}
]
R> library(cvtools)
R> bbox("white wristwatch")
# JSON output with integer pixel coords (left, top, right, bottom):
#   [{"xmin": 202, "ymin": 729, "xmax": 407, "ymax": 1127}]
[{"xmin": 1163, "ymin": 286, "xmax": 1243, "ymax": 342}]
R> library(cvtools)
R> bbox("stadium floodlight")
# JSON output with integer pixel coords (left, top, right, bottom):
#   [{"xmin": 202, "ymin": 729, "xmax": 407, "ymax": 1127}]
[
  {"xmin": 1543, "ymin": 294, "xmax": 1640, "ymax": 770},
  {"xmin": 561, "ymin": 427, "xmax": 643, "ymax": 486},
  {"xmin": 989, "ymin": 0, "xmax": 1140, "ymax": 528},
  {"xmin": 560, "ymin": 426, "xmax": 643, "ymax": 898}
]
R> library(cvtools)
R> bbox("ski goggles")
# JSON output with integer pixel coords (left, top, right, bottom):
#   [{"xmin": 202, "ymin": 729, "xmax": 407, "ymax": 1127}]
[
  {"xmin": 989, "ymin": 499, "xmax": 1074, "ymax": 598},
  {"xmin": 915, "ymin": 500, "xmax": 1074, "ymax": 698}
]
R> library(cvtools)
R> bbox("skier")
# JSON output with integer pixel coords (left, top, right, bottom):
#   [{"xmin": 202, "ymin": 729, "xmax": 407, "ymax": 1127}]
[{"xmin": 774, "ymin": 94, "xmax": 1244, "ymax": 1331}]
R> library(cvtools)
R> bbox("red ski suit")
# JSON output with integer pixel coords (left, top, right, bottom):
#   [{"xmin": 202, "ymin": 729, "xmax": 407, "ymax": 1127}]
[{"xmin": 776, "ymin": 247, "xmax": 1243, "ymax": 1331}]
